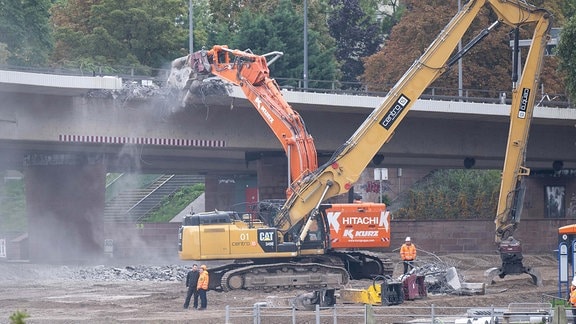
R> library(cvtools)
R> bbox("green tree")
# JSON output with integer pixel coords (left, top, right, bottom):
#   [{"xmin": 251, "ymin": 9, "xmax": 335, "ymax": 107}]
[
  {"xmin": 562, "ymin": 0, "xmax": 576, "ymax": 18},
  {"xmin": 376, "ymin": 0, "xmax": 404, "ymax": 37},
  {"xmin": 328, "ymin": 0, "xmax": 384, "ymax": 85},
  {"xmin": 306, "ymin": 29, "xmax": 339, "ymax": 87},
  {"xmin": 231, "ymin": 10, "xmax": 283, "ymax": 60},
  {"xmin": 20, "ymin": 0, "xmax": 53, "ymax": 65},
  {"xmin": 0, "ymin": 0, "xmax": 52, "ymax": 66},
  {"xmin": 0, "ymin": 43, "xmax": 10, "ymax": 64},
  {"xmin": 558, "ymin": 16, "xmax": 576, "ymax": 101},
  {"xmin": 209, "ymin": 0, "xmax": 339, "ymax": 88},
  {"xmin": 394, "ymin": 169, "xmax": 500, "ymax": 220},
  {"xmin": 51, "ymin": 0, "xmax": 188, "ymax": 70},
  {"xmin": 0, "ymin": 0, "xmax": 25, "ymax": 61}
]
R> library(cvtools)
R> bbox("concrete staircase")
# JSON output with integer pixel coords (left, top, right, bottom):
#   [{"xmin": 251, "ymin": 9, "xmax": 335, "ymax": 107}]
[{"xmin": 104, "ymin": 174, "xmax": 204, "ymax": 223}]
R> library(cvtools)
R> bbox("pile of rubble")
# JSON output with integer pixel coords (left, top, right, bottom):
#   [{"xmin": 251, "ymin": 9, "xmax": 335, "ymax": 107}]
[
  {"xmin": 404, "ymin": 254, "xmax": 486, "ymax": 296},
  {"xmin": 0, "ymin": 263, "xmax": 191, "ymax": 283},
  {"xmin": 75, "ymin": 264, "xmax": 189, "ymax": 282},
  {"xmin": 86, "ymin": 55, "xmax": 231, "ymax": 107}
]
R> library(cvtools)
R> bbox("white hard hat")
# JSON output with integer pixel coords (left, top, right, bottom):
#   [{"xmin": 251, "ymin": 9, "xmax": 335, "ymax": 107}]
[
  {"xmin": 572, "ymin": 277, "xmax": 576, "ymax": 286},
  {"xmin": 405, "ymin": 237, "xmax": 411, "ymax": 242}
]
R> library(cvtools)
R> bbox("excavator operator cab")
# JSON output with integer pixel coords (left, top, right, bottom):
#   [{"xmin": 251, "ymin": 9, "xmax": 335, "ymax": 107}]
[{"xmin": 299, "ymin": 217, "xmax": 329, "ymax": 251}]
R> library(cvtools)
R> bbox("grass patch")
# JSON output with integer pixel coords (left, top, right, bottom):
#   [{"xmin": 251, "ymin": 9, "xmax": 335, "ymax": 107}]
[{"xmin": 144, "ymin": 183, "xmax": 205, "ymax": 222}]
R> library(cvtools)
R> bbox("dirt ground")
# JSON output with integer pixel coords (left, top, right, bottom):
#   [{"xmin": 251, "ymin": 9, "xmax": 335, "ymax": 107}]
[{"xmin": 0, "ymin": 253, "xmax": 564, "ymax": 323}]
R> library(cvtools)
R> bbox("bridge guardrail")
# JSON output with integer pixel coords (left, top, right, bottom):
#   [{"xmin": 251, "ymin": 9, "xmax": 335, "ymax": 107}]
[{"xmin": 1, "ymin": 64, "xmax": 572, "ymax": 108}]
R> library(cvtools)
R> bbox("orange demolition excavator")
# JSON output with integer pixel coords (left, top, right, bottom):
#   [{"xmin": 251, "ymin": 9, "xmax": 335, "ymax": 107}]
[
  {"xmin": 177, "ymin": 0, "xmax": 551, "ymax": 291},
  {"xmin": 176, "ymin": 45, "xmax": 393, "ymax": 284}
]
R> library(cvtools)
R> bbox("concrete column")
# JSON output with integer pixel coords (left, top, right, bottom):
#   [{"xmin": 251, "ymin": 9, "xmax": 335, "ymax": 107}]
[
  {"xmin": 257, "ymin": 156, "xmax": 289, "ymax": 200},
  {"xmin": 204, "ymin": 174, "xmax": 236, "ymax": 211},
  {"xmin": 24, "ymin": 153, "xmax": 105, "ymax": 263}
]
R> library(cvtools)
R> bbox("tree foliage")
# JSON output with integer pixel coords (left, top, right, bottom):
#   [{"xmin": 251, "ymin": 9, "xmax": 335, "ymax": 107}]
[
  {"xmin": 50, "ymin": 0, "xmax": 188, "ymax": 70},
  {"xmin": 362, "ymin": 0, "xmax": 567, "ymax": 98},
  {"xmin": 562, "ymin": 0, "xmax": 576, "ymax": 19},
  {"xmin": 377, "ymin": 0, "xmax": 404, "ymax": 37},
  {"xmin": 206, "ymin": 0, "xmax": 339, "ymax": 88},
  {"xmin": 558, "ymin": 16, "xmax": 576, "ymax": 101},
  {"xmin": 394, "ymin": 169, "xmax": 501, "ymax": 220},
  {"xmin": 328, "ymin": 0, "xmax": 384, "ymax": 85},
  {"xmin": 0, "ymin": 0, "xmax": 52, "ymax": 66},
  {"xmin": 1, "ymin": 0, "xmax": 571, "ymax": 98}
]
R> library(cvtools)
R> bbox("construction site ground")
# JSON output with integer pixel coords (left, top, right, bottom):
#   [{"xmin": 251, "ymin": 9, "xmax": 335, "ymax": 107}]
[{"xmin": 0, "ymin": 253, "xmax": 563, "ymax": 323}]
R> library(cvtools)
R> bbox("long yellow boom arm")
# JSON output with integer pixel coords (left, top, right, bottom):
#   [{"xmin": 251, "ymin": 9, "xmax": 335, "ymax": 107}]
[{"xmin": 274, "ymin": 0, "xmax": 551, "ymax": 239}]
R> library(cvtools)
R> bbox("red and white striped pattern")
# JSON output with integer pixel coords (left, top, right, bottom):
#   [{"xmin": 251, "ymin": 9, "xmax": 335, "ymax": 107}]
[{"xmin": 59, "ymin": 134, "xmax": 225, "ymax": 147}]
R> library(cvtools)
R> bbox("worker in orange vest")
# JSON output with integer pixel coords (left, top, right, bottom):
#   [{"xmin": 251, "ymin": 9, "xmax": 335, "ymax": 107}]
[
  {"xmin": 400, "ymin": 236, "xmax": 417, "ymax": 274},
  {"xmin": 196, "ymin": 264, "xmax": 209, "ymax": 310},
  {"xmin": 570, "ymin": 278, "xmax": 576, "ymax": 323}
]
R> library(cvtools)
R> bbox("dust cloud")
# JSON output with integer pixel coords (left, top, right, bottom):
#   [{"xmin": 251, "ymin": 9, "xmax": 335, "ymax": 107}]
[{"xmin": 0, "ymin": 55, "xmax": 233, "ymax": 268}]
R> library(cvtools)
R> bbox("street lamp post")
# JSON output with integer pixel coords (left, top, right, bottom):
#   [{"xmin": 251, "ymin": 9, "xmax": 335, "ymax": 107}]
[
  {"xmin": 458, "ymin": 0, "xmax": 463, "ymax": 99},
  {"xmin": 303, "ymin": 0, "xmax": 309, "ymax": 89}
]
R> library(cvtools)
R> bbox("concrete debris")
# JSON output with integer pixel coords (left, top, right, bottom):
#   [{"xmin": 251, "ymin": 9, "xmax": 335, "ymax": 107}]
[
  {"xmin": 167, "ymin": 56, "xmax": 191, "ymax": 89},
  {"xmin": 166, "ymin": 55, "xmax": 231, "ymax": 107},
  {"xmin": 266, "ymin": 296, "xmax": 295, "ymax": 308},
  {"xmin": 402, "ymin": 257, "xmax": 485, "ymax": 296},
  {"xmin": 0, "ymin": 263, "xmax": 191, "ymax": 283},
  {"xmin": 77, "ymin": 264, "xmax": 190, "ymax": 281},
  {"xmin": 86, "ymin": 55, "xmax": 231, "ymax": 109},
  {"xmin": 87, "ymin": 80, "xmax": 175, "ymax": 101},
  {"xmin": 445, "ymin": 266, "xmax": 462, "ymax": 290}
]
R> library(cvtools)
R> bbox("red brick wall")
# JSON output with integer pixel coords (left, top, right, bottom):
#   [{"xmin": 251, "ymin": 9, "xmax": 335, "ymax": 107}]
[
  {"xmin": 100, "ymin": 218, "xmax": 572, "ymax": 263},
  {"xmin": 390, "ymin": 218, "xmax": 573, "ymax": 255}
]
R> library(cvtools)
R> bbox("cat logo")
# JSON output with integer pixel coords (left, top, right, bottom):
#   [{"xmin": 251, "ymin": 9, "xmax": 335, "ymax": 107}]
[
  {"xmin": 259, "ymin": 231, "xmax": 274, "ymax": 242},
  {"xmin": 257, "ymin": 229, "xmax": 277, "ymax": 252}
]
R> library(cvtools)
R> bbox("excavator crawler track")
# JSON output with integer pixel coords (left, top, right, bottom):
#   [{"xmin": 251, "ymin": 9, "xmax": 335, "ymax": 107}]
[
  {"xmin": 219, "ymin": 262, "xmax": 349, "ymax": 291},
  {"xmin": 329, "ymin": 250, "xmax": 393, "ymax": 279}
]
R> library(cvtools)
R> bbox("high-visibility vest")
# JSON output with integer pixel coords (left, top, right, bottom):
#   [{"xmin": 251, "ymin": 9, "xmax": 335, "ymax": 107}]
[
  {"xmin": 197, "ymin": 271, "xmax": 209, "ymax": 290},
  {"xmin": 571, "ymin": 287, "xmax": 576, "ymax": 306},
  {"xmin": 400, "ymin": 243, "xmax": 417, "ymax": 261}
]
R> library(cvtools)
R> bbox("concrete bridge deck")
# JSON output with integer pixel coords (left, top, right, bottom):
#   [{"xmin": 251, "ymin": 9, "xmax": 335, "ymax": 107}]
[{"xmin": 1, "ymin": 68, "xmax": 575, "ymax": 172}]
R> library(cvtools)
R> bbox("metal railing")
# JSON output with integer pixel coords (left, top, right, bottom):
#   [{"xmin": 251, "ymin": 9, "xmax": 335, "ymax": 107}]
[
  {"xmin": 1, "ymin": 63, "xmax": 572, "ymax": 108},
  {"xmin": 219, "ymin": 303, "xmax": 558, "ymax": 324}
]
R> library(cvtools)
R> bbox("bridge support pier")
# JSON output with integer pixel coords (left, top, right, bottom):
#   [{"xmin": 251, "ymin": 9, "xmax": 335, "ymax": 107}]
[
  {"xmin": 24, "ymin": 153, "xmax": 105, "ymax": 263},
  {"xmin": 257, "ymin": 156, "xmax": 289, "ymax": 201}
]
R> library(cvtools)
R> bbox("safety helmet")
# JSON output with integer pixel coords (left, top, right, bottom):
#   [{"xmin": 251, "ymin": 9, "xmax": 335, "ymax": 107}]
[
  {"xmin": 405, "ymin": 237, "xmax": 411, "ymax": 242},
  {"xmin": 572, "ymin": 277, "xmax": 576, "ymax": 286}
]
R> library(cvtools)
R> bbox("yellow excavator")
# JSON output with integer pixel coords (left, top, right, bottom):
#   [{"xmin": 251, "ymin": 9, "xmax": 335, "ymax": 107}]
[{"xmin": 178, "ymin": 0, "xmax": 551, "ymax": 291}]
